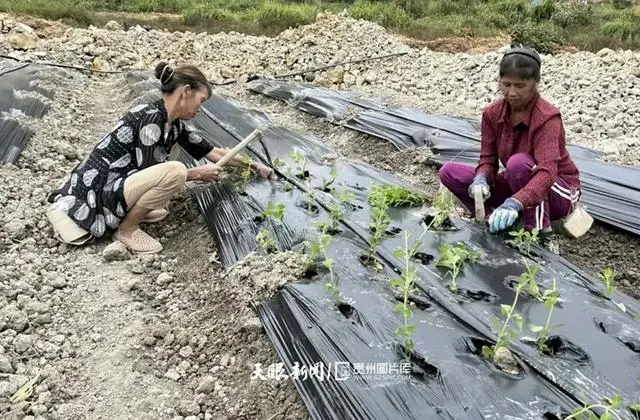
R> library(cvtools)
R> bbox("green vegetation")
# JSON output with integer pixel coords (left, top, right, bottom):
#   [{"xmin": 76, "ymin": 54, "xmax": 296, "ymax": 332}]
[
  {"xmin": 2, "ymin": 0, "xmax": 638, "ymax": 52},
  {"xmin": 368, "ymin": 184, "xmax": 426, "ymax": 208},
  {"xmin": 435, "ymin": 242, "xmax": 479, "ymax": 293}
]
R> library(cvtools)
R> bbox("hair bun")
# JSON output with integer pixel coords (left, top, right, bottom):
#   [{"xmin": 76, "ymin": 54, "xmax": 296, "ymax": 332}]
[{"xmin": 154, "ymin": 61, "xmax": 174, "ymax": 85}]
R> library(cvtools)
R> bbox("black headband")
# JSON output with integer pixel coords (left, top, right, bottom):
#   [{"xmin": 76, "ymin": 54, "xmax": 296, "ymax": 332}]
[{"xmin": 503, "ymin": 45, "xmax": 541, "ymax": 67}]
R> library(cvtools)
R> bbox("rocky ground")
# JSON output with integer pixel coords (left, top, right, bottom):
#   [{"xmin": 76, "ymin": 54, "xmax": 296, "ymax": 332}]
[{"xmin": 0, "ymin": 10, "xmax": 639, "ymax": 420}]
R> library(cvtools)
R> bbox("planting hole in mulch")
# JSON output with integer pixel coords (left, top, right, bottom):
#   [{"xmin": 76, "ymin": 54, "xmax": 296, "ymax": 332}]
[
  {"xmin": 595, "ymin": 319, "xmax": 640, "ymax": 353},
  {"xmin": 392, "ymin": 289, "xmax": 432, "ymax": 311},
  {"xmin": 295, "ymin": 170, "xmax": 310, "ymax": 180},
  {"xmin": 503, "ymin": 275, "xmax": 551, "ymax": 300},
  {"xmin": 393, "ymin": 344, "xmax": 440, "ymax": 380},
  {"xmin": 368, "ymin": 225, "xmax": 402, "ymax": 236},
  {"xmin": 297, "ymin": 199, "xmax": 319, "ymax": 216},
  {"xmin": 463, "ymin": 337, "xmax": 524, "ymax": 377},
  {"xmin": 523, "ymin": 336, "xmax": 590, "ymax": 364},
  {"xmin": 337, "ymin": 301, "xmax": 355, "ymax": 319},
  {"xmin": 423, "ymin": 214, "xmax": 458, "ymax": 231},
  {"xmin": 359, "ymin": 254, "xmax": 384, "ymax": 270},
  {"xmin": 410, "ymin": 252, "xmax": 434, "ymax": 265},
  {"xmin": 459, "ymin": 288, "xmax": 499, "ymax": 304}
]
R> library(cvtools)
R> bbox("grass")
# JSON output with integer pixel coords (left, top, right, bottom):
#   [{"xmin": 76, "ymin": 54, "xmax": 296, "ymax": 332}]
[{"xmin": 0, "ymin": 0, "xmax": 639, "ymax": 52}]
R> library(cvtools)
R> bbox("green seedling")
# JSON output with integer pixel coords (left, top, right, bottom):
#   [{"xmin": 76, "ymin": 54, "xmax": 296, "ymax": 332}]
[
  {"xmin": 322, "ymin": 167, "xmax": 338, "ymax": 192},
  {"xmin": 306, "ymin": 226, "xmax": 340, "ymax": 301},
  {"xmin": 509, "ymin": 227, "xmax": 540, "ymax": 256},
  {"xmin": 630, "ymin": 403, "xmax": 640, "ymax": 419},
  {"xmin": 284, "ymin": 181, "xmax": 296, "ymax": 191},
  {"xmin": 256, "ymin": 228, "xmax": 278, "ymax": 254},
  {"xmin": 482, "ymin": 259, "xmax": 538, "ymax": 360},
  {"xmin": 599, "ymin": 267, "xmax": 617, "ymax": 298},
  {"xmin": 290, "ymin": 149, "xmax": 308, "ymax": 178},
  {"xmin": 564, "ymin": 394, "xmax": 623, "ymax": 420},
  {"xmin": 426, "ymin": 187, "xmax": 455, "ymax": 229},
  {"xmin": 367, "ymin": 191, "xmax": 391, "ymax": 268},
  {"xmin": 334, "ymin": 188, "xmax": 356, "ymax": 206},
  {"xmin": 235, "ymin": 155, "xmax": 255, "ymax": 194},
  {"xmin": 392, "ymin": 231, "xmax": 423, "ymax": 358},
  {"xmin": 272, "ymin": 158, "xmax": 286, "ymax": 169},
  {"xmin": 260, "ymin": 201, "xmax": 285, "ymax": 223},
  {"xmin": 368, "ymin": 184, "xmax": 426, "ymax": 208},
  {"xmin": 435, "ymin": 243, "xmax": 479, "ymax": 293},
  {"xmin": 529, "ymin": 277, "xmax": 561, "ymax": 353},
  {"xmin": 519, "ymin": 259, "xmax": 542, "ymax": 300}
]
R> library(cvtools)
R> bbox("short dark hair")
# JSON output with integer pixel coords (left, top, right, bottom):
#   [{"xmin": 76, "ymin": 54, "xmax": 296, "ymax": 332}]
[
  {"xmin": 154, "ymin": 61, "xmax": 212, "ymax": 97},
  {"xmin": 499, "ymin": 44, "xmax": 541, "ymax": 81}
]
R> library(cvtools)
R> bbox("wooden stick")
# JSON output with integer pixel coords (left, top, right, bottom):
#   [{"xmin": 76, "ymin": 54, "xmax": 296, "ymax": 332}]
[
  {"xmin": 216, "ymin": 129, "xmax": 262, "ymax": 167},
  {"xmin": 474, "ymin": 188, "xmax": 485, "ymax": 223}
]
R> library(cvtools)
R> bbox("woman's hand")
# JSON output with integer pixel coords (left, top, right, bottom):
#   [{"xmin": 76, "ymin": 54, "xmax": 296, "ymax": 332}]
[
  {"xmin": 187, "ymin": 164, "xmax": 222, "ymax": 182},
  {"xmin": 252, "ymin": 163, "xmax": 276, "ymax": 181}
]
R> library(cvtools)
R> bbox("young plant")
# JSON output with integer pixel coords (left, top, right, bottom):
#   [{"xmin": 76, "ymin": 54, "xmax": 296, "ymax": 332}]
[
  {"xmin": 290, "ymin": 149, "xmax": 308, "ymax": 179},
  {"xmin": 435, "ymin": 243, "xmax": 479, "ymax": 293},
  {"xmin": 630, "ymin": 403, "xmax": 640, "ymax": 419},
  {"xmin": 256, "ymin": 229, "xmax": 278, "ymax": 254},
  {"xmin": 259, "ymin": 201, "xmax": 285, "ymax": 223},
  {"xmin": 235, "ymin": 155, "xmax": 255, "ymax": 194},
  {"xmin": 368, "ymin": 184, "xmax": 427, "ymax": 208},
  {"xmin": 482, "ymin": 259, "xmax": 538, "ymax": 360},
  {"xmin": 599, "ymin": 267, "xmax": 616, "ymax": 298},
  {"xmin": 509, "ymin": 227, "xmax": 540, "ymax": 256},
  {"xmin": 564, "ymin": 394, "xmax": 623, "ymax": 420},
  {"xmin": 367, "ymin": 192, "xmax": 391, "ymax": 268},
  {"xmin": 391, "ymin": 231, "xmax": 423, "ymax": 358},
  {"xmin": 306, "ymin": 226, "xmax": 340, "ymax": 301},
  {"xmin": 321, "ymin": 167, "xmax": 338, "ymax": 192},
  {"xmin": 519, "ymin": 259, "xmax": 542, "ymax": 300},
  {"xmin": 426, "ymin": 187, "xmax": 455, "ymax": 229},
  {"xmin": 529, "ymin": 277, "xmax": 560, "ymax": 353}
]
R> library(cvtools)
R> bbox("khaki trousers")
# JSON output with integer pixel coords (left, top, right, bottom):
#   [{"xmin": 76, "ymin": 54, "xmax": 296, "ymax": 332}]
[{"xmin": 47, "ymin": 161, "xmax": 187, "ymax": 245}]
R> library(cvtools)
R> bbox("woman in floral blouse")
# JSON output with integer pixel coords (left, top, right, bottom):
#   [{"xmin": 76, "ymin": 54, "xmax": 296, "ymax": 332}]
[{"xmin": 47, "ymin": 61, "xmax": 274, "ymax": 254}]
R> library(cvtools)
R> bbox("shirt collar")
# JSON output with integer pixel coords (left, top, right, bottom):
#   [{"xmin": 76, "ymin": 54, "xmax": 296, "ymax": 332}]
[{"xmin": 499, "ymin": 92, "xmax": 539, "ymax": 127}]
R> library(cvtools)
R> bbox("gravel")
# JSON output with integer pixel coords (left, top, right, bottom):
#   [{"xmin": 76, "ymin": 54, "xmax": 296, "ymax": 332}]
[{"xmin": 0, "ymin": 9, "xmax": 638, "ymax": 420}]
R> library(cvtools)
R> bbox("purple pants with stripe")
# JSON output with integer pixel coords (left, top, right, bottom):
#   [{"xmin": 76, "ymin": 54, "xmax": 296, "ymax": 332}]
[{"xmin": 439, "ymin": 153, "xmax": 579, "ymax": 231}]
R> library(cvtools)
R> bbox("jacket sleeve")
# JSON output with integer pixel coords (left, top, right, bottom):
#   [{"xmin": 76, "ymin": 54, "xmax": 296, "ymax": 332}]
[
  {"xmin": 176, "ymin": 122, "xmax": 214, "ymax": 161},
  {"xmin": 475, "ymin": 110, "xmax": 499, "ymax": 184},
  {"xmin": 513, "ymin": 115, "xmax": 562, "ymax": 208}
]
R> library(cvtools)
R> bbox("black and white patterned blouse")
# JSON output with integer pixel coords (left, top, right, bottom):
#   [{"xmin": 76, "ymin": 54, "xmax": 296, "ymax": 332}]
[{"xmin": 47, "ymin": 99, "xmax": 213, "ymax": 238}]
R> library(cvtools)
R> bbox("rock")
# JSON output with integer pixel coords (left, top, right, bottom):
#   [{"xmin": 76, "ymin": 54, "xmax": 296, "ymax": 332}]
[
  {"xmin": 103, "ymin": 242, "xmax": 130, "ymax": 262},
  {"xmin": 4, "ymin": 219, "xmax": 27, "ymax": 239},
  {"xmin": 54, "ymin": 143, "xmax": 78, "ymax": 160},
  {"xmin": 165, "ymin": 369, "xmax": 181, "ymax": 381},
  {"xmin": 143, "ymin": 336, "xmax": 156, "ymax": 347},
  {"xmin": 0, "ymin": 354, "xmax": 14, "ymax": 373},
  {"xmin": 176, "ymin": 399, "xmax": 200, "ymax": 416},
  {"xmin": 179, "ymin": 346, "xmax": 193, "ymax": 358},
  {"xmin": 30, "ymin": 405, "xmax": 48, "ymax": 416},
  {"xmin": 7, "ymin": 310, "xmax": 29, "ymax": 332},
  {"xmin": 327, "ymin": 65, "xmax": 345, "ymax": 84},
  {"xmin": 196, "ymin": 376, "xmax": 216, "ymax": 394},
  {"xmin": 8, "ymin": 32, "xmax": 38, "ymax": 50},
  {"xmin": 156, "ymin": 273, "xmax": 173, "ymax": 286},
  {"xmin": 13, "ymin": 334, "xmax": 33, "ymax": 354},
  {"xmin": 493, "ymin": 347, "xmax": 521, "ymax": 375},
  {"xmin": 152, "ymin": 324, "xmax": 169, "ymax": 339},
  {"xmin": 126, "ymin": 261, "xmax": 145, "ymax": 275},
  {"xmin": 104, "ymin": 20, "xmax": 123, "ymax": 31},
  {"xmin": 220, "ymin": 68, "xmax": 234, "ymax": 79},
  {"xmin": 48, "ymin": 277, "xmax": 66, "ymax": 289}
]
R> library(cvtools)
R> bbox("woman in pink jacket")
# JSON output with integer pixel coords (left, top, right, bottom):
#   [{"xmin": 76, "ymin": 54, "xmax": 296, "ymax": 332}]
[{"xmin": 439, "ymin": 45, "xmax": 582, "ymax": 246}]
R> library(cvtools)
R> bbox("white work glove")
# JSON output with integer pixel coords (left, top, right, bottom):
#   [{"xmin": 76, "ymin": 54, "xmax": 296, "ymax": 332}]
[{"xmin": 468, "ymin": 174, "xmax": 491, "ymax": 201}]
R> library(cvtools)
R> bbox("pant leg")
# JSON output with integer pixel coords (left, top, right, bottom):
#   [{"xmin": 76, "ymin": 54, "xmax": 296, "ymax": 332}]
[
  {"xmin": 439, "ymin": 162, "xmax": 511, "ymax": 214},
  {"xmin": 504, "ymin": 153, "xmax": 578, "ymax": 231},
  {"xmin": 123, "ymin": 161, "xmax": 187, "ymax": 211}
]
